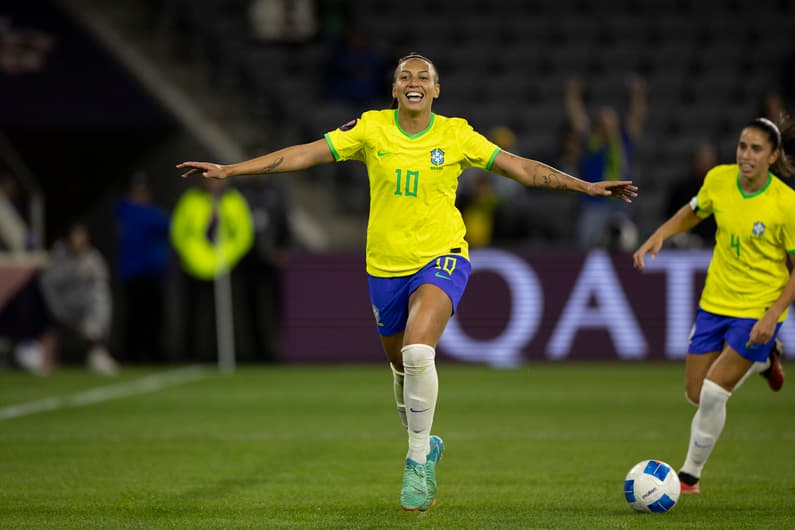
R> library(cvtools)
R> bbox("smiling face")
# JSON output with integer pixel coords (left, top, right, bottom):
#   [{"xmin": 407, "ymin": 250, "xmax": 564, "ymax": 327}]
[
  {"xmin": 736, "ymin": 126, "xmax": 779, "ymax": 180},
  {"xmin": 392, "ymin": 57, "xmax": 440, "ymax": 112}
]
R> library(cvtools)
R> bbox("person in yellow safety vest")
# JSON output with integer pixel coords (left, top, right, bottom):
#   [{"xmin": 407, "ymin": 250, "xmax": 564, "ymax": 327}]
[
  {"xmin": 170, "ymin": 178, "xmax": 254, "ymax": 362},
  {"xmin": 170, "ymin": 177, "xmax": 254, "ymax": 280}
]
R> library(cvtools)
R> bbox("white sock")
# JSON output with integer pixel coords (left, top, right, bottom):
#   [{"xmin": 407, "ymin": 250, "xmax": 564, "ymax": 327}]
[
  {"xmin": 680, "ymin": 379, "xmax": 731, "ymax": 479},
  {"xmin": 732, "ymin": 358, "xmax": 770, "ymax": 391},
  {"xmin": 402, "ymin": 343, "xmax": 437, "ymax": 464},
  {"xmin": 390, "ymin": 363, "xmax": 407, "ymax": 430}
]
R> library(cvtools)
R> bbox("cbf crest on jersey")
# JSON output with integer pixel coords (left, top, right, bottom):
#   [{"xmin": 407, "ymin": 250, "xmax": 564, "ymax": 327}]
[
  {"xmin": 752, "ymin": 221, "xmax": 766, "ymax": 237},
  {"xmin": 430, "ymin": 148, "xmax": 445, "ymax": 166}
]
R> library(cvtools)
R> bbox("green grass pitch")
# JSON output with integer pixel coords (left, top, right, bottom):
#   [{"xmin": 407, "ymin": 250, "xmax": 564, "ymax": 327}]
[{"xmin": 1, "ymin": 362, "xmax": 793, "ymax": 529}]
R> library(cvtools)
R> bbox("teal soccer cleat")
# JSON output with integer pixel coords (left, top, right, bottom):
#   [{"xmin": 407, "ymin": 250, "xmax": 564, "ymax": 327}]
[
  {"xmin": 420, "ymin": 435, "xmax": 445, "ymax": 511},
  {"xmin": 400, "ymin": 458, "xmax": 429, "ymax": 511}
]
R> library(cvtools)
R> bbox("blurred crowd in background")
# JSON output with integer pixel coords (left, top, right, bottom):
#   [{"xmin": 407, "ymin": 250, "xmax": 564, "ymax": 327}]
[{"xmin": 1, "ymin": 0, "xmax": 793, "ymax": 372}]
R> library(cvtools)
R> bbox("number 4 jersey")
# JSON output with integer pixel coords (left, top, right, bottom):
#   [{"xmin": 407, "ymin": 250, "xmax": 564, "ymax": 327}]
[
  {"xmin": 692, "ymin": 163, "xmax": 795, "ymax": 320},
  {"xmin": 325, "ymin": 109, "xmax": 500, "ymax": 277}
]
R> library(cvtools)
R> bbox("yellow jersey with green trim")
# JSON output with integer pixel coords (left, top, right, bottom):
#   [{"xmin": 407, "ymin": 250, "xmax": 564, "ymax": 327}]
[
  {"xmin": 324, "ymin": 109, "xmax": 501, "ymax": 277},
  {"xmin": 691, "ymin": 164, "xmax": 795, "ymax": 320}
]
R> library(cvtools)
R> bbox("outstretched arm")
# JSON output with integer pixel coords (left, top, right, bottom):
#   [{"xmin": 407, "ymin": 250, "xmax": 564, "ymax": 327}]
[
  {"xmin": 491, "ymin": 150, "xmax": 638, "ymax": 201},
  {"xmin": 633, "ymin": 204, "xmax": 702, "ymax": 271},
  {"xmin": 177, "ymin": 139, "xmax": 335, "ymax": 179},
  {"xmin": 750, "ymin": 253, "xmax": 795, "ymax": 345}
]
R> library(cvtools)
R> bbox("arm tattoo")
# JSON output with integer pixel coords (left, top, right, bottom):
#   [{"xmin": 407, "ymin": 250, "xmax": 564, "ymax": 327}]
[
  {"xmin": 261, "ymin": 156, "xmax": 284, "ymax": 173},
  {"xmin": 500, "ymin": 154, "xmax": 570, "ymax": 190},
  {"xmin": 531, "ymin": 167, "xmax": 568, "ymax": 190}
]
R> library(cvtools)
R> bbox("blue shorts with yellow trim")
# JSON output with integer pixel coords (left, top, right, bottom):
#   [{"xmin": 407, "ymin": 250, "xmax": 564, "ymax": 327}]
[
  {"xmin": 368, "ymin": 255, "xmax": 471, "ymax": 336},
  {"xmin": 688, "ymin": 308, "xmax": 782, "ymax": 363}
]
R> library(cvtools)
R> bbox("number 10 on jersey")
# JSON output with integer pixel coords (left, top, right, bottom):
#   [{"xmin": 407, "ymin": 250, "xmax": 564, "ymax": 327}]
[{"xmin": 394, "ymin": 169, "xmax": 419, "ymax": 197}]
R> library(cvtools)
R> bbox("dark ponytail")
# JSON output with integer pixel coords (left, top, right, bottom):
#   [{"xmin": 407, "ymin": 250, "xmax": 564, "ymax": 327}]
[{"xmin": 746, "ymin": 116, "xmax": 795, "ymax": 178}]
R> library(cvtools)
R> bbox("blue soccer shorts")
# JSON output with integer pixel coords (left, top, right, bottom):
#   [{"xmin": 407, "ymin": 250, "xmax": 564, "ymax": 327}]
[
  {"xmin": 688, "ymin": 308, "xmax": 783, "ymax": 362},
  {"xmin": 368, "ymin": 254, "xmax": 472, "ymax": 336}
]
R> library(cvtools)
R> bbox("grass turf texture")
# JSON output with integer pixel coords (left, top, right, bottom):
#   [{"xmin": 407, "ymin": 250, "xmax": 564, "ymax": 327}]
[{"xmin": 1, "ymin": 363, "xmax": 793, "ymax": 529}]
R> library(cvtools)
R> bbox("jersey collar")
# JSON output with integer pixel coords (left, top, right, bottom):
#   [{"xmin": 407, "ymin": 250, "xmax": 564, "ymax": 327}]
[
  {"xmin": 393, "ymin": 110, "xmax": 435, "ymax": 139},
  {"xmin": 736, "ymin": 170, "xmax": 772, "ymax": 198}
]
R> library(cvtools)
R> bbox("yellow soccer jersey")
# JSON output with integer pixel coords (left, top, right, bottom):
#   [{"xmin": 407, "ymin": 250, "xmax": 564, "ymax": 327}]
[
  {"xmin": 691, "ymin": 164, "xmax": 795, "ymax": 320},
  {"xmin": 325, "ymin": 109, "xmax": 500, "ymax": 277}
]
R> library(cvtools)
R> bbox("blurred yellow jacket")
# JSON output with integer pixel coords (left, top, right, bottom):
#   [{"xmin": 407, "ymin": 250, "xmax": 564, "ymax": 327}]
[{"xmin": 170, "ymin": 186, "xmax": 254, "ymax": 280}]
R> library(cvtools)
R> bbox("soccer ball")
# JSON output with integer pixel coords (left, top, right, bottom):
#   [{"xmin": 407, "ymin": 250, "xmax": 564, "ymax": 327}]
[{"xmin": 623, "ymin": 459, "xmax": 681, "ymax": 513}]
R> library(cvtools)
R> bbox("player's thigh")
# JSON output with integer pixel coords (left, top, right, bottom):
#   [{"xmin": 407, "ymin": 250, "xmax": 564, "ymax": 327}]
[
  {"xmin": 685, "ymin": 308, "xmax": 726, "ymax": 401},
  {"xmin": 706, "ymin": 345, "xmax": 753, "ymax": 391},
  {"xmin": 403, "ymin": 284, "xmax": 453, "ymax": 347},
  {"xmin": 684, "ymin": 351, "xmax": 720, "ymax": 403}
]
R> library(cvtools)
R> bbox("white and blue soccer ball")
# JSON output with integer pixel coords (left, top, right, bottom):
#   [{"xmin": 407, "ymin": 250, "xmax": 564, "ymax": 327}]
[{"xmin": 623, "ymin": 459, "xmax": 681, "ymax": 513}]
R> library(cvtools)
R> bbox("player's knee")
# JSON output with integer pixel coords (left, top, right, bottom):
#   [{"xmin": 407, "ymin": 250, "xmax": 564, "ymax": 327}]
[
  {"xmin": 699, "ymin": 379, "xmax": 731, "ymax": 409},
  {"xmin": 685, "ymin": 383, "xmax": 701, "ymax": 406},
  {"xmin": 401, "ymin": 343, "xmax": 435, "ymax": 375}
]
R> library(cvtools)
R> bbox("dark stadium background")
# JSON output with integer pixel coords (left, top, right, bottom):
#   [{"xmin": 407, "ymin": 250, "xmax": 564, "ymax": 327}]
[{"xmin": 2, "ymin": 0, "xmax": 794, "ymax": 364}]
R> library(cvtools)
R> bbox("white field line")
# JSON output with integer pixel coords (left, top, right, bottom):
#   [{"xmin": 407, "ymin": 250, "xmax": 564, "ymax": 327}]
[
  {"xmin": 0, "ymin": 429, "xmax": 792, "ymax": 443},
  {"xmin": 0, "ymin": 366, "xmax": 208, "ymax": 421}
]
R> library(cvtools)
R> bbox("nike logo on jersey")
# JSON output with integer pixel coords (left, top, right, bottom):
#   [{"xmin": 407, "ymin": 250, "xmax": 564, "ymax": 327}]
[
  {"xmin": 377, "ymin": 150, "xmax": 392, "ymax": 157},
  {"xmin": 410, "ymin": 407, "xmax": 430, "ymax": 413},
  {"xmin": 434, "ymin": 272, "xmax": 451, "ymax": 280}
]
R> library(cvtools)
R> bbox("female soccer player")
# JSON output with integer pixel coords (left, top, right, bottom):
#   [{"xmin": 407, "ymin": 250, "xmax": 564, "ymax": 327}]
[
  {"xmin": 178, "ymin": 53, "xmax": 638, "ymax": 511},
  {"xmin": 633, "ymin": 116, "xmax": 795, "ymax": 494}
]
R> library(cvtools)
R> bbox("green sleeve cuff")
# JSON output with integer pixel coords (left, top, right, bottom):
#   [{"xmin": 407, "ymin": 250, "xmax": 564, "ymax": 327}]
[
  {"xmin": 485, "ymin": 147, "xmax": 501, "ymax": 171},
  {"xmin": 324, "ymin": 133, "xmax": 340, "ymax": 161}
]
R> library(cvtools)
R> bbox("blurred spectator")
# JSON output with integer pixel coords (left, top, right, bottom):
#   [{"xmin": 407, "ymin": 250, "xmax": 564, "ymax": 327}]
[
  {"xmin": 602, "ymin": 215, "xmax": 640, "ymax": 252},
  {"xmin": 39, "ymin": 223, "xmax": 119, "ymax": 375},
  {"xmin": 0, "ymin": 259, "xmax": 55, "ymax": 375},
  {"xmin": 565, "ymin": 76, "xmax": 646, "ymax": 249},
  {"xmin": 458, "ymin": 172, "xmax": 500, "ymax": 248},
  {"xmin": 238, "ymin": 174, "xmax": 290, "ymax": 362},
  {"xmin": 487, "ymin": 126, "xmax": 519, "ymax": 196},
  {"xmin": 457, "ymin": 126, "xmax": 514, "ymax": 246},
  {"xmin": 114, "ymin": 171, "xmax": 171, "ymax": 363},
  {"xmin": 557, "ymin": 124, "xmax": 583, "ymax": 177},
  {"xmin": 466, "ymin": 125, "xmax": 566, "ymax": 246},
  {"xmin": 664, "ymin": 143, "xmax": 718, "ymax": 249},
  {"xmin": 0, "ymin": 20, "xmax": 54, "ymax": 76},
  {"xmin": 759, "ymin": 90, "xmax": 787, "ymax": 123},
  {"xmin": 758, "ymin": 90, "xmax": 793, "ymax": 172},
  {"xmin": 249, "ymin": 0, "xmax": 317, "ymax": 42},
  {"xmin": 327, "ymin": 28, "xmax": 387, "ymax": 106},
  {"xmin": 0, "ymin": 171, "xmax": 29, "ymax": 252},
  {"xmin": 170, "ymin": 178, "xmax": 253, "ymax": 362}
]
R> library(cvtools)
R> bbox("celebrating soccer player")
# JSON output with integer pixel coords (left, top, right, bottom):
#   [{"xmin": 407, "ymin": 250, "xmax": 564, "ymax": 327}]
[{"xmin": 178, "ymin": 53, "xmax": 637, "ymax": 511}]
